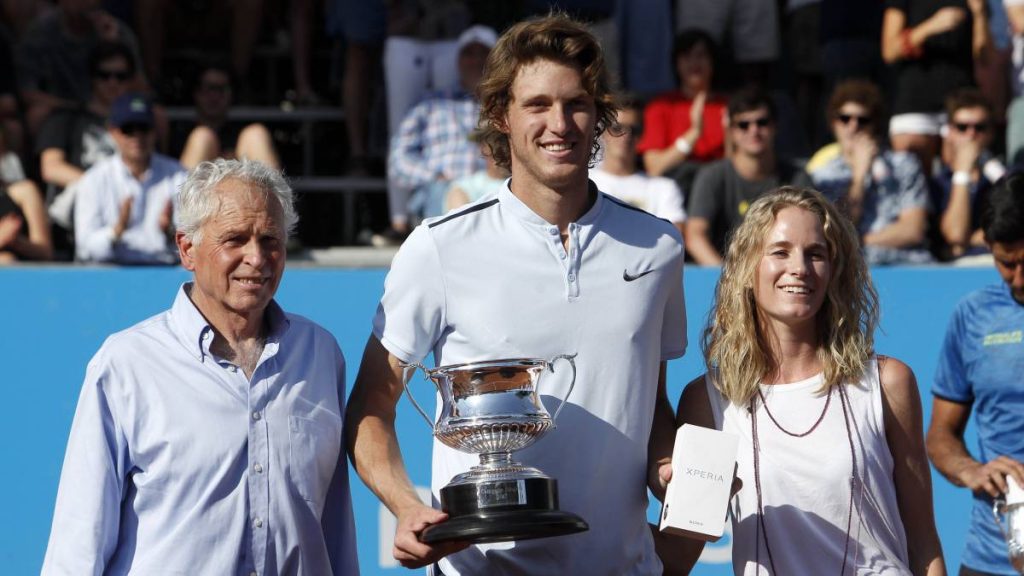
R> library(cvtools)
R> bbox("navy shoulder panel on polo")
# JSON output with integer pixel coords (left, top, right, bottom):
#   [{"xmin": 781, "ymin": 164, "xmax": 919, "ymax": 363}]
[
  {"xmin": 602, "ymin": 192, "xmax": 672, "ymax": 225},
  {"xmin": 428, "ymin": 198, "xmax": 500, "ymax": 228}
]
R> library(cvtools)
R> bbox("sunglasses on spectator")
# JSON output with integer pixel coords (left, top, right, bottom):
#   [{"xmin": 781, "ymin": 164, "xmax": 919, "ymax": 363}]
[
  {"xmin": 95, "ymin": 70, "xmax": 131, "ymax": 82},
  {"xmin": 119, "ymin": 123, "xmax": 152, "ymax": 136},
  {"xmin": 953, "ymin": 121, "xmax": 989, "ymax": 133},
  {"xmin": 733, "ymin": 117, "xmax": 772, "ymax": 131},
  {"xmin": 837, "ymin": 113, "xmax": 872, "ymax": 127}
]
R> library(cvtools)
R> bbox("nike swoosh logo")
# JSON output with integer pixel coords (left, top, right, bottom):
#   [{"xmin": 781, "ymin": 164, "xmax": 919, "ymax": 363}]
[{"xmin": 623, "ymin": 268, "xmax": 656, "ymax": 282}]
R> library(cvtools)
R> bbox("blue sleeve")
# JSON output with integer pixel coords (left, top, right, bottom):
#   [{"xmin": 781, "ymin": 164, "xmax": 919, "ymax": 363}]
[
  {"xmin": 933, "ymin": 301, "xmax": 973, "ymax": 403},
  {"xmin": 42, "ymin": 346, "xmax": 130, "ymax": 575}
]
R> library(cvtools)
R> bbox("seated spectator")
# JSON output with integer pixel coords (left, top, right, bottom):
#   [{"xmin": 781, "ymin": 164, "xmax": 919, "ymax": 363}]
[
  {"xmin": 15, "ymin": 0, "xmax": 145, "ymax": 134},
  {"xmin": 0, "ymin": 179, "xmax": 53, "ymax": 262},
  {"xmin": 932, "ymin": 87, "xmax": 1005, "ymax": 260},
  {"xmin": 74, "ymin": 93, "xmax": 185, "ymax": 264},
  {"xmin": 675, "ymin": 0, "xmax": 780, "ymax": 89},
  {"xmin": 382, "ymin": 0, "xmax": 472, "ymax": 137},
  {"xmin": 379, "ymin": 24, "xmax": 495, "ymax": 245},
  {"xmin": 444, "ymin": 131, "xmax": 510, "ymax": 212},
  {"xmin": 685, "ymin": 88, "xmax": 811, "ymax": 265},
  {"xmin": 134, "ymin": 0, "xmax": 265, "ymax": 103},
  {"xmin": 638, "ymin": 29, "xmax": 727, "ymax": 194},
  {"xmin": 809, "ymin": 79, "xmax": 933, "ymax": 265},
  {"xmin": 174, "ymin": 62, "xmax": 280, "ymax": 170},
  {"xmin": 590, "ymin": 100, "xmax": 687, "ymax": 236},
  {"xmin": 39, "ymin": 41, "xmax": 134, "ymax": 229}
]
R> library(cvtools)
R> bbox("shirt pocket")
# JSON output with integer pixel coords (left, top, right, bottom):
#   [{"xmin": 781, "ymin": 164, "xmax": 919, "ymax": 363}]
[{"xmin": 287, "ymin": 413, "xmax": 342, "ymax": 509}]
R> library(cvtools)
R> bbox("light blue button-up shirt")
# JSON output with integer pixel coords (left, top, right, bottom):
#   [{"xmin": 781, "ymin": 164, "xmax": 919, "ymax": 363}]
[{"xmin": 43, "ymin": 284, "xmax": 359, "ymax": 575}]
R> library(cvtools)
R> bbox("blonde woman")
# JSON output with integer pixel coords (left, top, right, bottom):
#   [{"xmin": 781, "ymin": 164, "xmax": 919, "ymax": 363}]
[{"xmin": 665, "ymin": 187, "xmax": 945, "ymax": 575}]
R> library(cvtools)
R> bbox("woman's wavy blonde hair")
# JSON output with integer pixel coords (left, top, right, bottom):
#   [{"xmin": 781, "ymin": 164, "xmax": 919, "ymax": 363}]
[
  {"xmin": 703, "ymin": 186, "xmax": 879, "ymax": 405},
  {"xmin": 476, "ymin": 12, "xmax": 618, "ymax": 171}
]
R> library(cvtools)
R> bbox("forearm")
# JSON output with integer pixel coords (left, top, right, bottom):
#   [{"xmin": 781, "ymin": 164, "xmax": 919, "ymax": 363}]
[
  {"xmin": 1008, "ymin": 5, "xmax": 1024, "ymax": 35},
  {"xmin": 6, "ymin": 234, "xmax": 52, "ymax": 261},
  {"xmin": 971, "ymin": 4, "xmax": 993, "ymax": 61},
  {"xmin": 685, "ymin": 234, "xmax": 722, "ymax": 265},
  {"xmin": 347, "ymin": 411, "xmax": 424, "ymax": 515},
  {"xmin": 41, "ymin": 158, "xmax": 85, "ymax": 188},
  {"xmin": 863, "ymin": 223, "xmax": 924, "ymax": 248},
  {"xmin": 926, "ymin": 428, "xmax": 981, "ymax": 488},
  {"xmin": 643, "ymin": 146, "xmax": 686, "ymax": 177},
  {"xmin": 647, "ymin": 366, "xmax": 675, "ymax": 500},
  {"xmin": 939, "ymin": 184, "xmax": 972, "ymax": 248},
  {"xmin": 844, "ymin": 177, "xmax": 867, "ymax": 225}
]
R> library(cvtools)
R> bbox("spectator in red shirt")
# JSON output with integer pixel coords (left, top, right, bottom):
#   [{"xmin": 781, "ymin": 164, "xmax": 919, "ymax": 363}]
[{"xmin": 638, "ymin": 29, "xmax": 728, "ymax": 194}]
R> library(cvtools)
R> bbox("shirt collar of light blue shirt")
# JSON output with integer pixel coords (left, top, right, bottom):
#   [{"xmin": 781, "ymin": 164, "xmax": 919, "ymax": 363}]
[{"xmin": 168, "ymin": 282, "xmax": 290, "ymax": 363}]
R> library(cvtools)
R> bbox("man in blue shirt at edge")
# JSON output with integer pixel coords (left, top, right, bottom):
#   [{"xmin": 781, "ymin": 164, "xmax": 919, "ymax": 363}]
[
  {"xmin": 42, "ymin": 159, "xmax": 359, "ymax": 575},
  {"xmin": 927, "ymin": 172, "xmax": 1024, "ymax": 576}
]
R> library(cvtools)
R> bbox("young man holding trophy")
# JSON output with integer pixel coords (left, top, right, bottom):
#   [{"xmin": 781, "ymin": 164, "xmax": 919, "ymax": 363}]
[
  {"xmin": 345, "ymin": 12, "xmax": 687, "ymax": 576},
  {"xmin": 927, "ymin": 173, "xmax": 1024, "ymax": 575}
]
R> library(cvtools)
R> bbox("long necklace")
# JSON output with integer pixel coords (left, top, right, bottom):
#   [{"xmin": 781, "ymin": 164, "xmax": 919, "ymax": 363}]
[{"xmin": 750, "ymin": 383, "xmax": 858, "ymax": 575}]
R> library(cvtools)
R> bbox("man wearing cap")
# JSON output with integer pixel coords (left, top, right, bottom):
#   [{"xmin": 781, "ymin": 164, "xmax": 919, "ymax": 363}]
[
  {"xmin": 74, "ymin": 92, "xmax": 185, "ymax": 264},
  {"xmin": 378, "ymin": 24, "xmax": 496, "ymax": 245}
]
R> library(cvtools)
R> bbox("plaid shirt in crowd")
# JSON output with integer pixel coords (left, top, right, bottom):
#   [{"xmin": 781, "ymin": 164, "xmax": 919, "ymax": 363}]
[{"xmin": 387, "ymin": 90, "xmax": 485, "ymax": 191}]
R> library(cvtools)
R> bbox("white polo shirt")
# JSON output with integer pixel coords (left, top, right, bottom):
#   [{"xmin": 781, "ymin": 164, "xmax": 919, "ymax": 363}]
[
  {"xmin": 373, "ymin": 180, "xmax": 687, "ymax": 576},
  {"xmin": 589, "ymin": 168, "xmax": 687, "ymax": 226}
]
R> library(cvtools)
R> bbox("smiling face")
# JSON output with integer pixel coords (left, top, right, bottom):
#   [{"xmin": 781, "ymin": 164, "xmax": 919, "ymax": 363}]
[
  {"xmin": 754, "ymin": 206, "xmax": 832, "ymax": 337},
  {"xmin": 177, "ymin": 178, "xmax": 286, "ymax": 331},
  {"xmin": 730, "ymin": 106, "xmax": 775, "ymax": 158},
  {"xmin": 503, "ymin": 58, "xmax": 597, "ymax": 195}
]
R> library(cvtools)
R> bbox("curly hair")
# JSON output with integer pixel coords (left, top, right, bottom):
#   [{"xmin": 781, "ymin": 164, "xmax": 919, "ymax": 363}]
[
  {"xmin": 703, "ymin": 186, "xmax": 879, "ymax": 405},
  {"xmin": 476, "ymin": 12, "xmax": 618, "ymax": 171},
  {"xmin": 827, "ymin": 79, "xmax": 885, "ymax": 137}
]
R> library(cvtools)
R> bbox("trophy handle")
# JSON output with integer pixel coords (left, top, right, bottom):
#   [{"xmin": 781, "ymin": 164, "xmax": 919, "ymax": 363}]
[
  {"xmin": 545, "ymin": 353, "xmax": 578, "ymax": 424},
  {"xmin": 400, "ymin": 361, "xmax": 435, "ymax": 429},
  {"xmin": 994, "ymin": 498, "xmax": 1010, "ymax": 539}
]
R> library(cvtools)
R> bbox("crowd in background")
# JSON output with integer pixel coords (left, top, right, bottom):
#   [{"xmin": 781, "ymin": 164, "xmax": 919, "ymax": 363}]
[{"xmin": 0, "ymin": 0, "xmax": 1020, "ymax": 265}]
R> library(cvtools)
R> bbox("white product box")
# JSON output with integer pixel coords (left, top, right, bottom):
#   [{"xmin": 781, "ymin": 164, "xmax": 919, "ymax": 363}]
[{"xmin": 658, "ymin": 423, "xmax": 739, "ymax": 541}]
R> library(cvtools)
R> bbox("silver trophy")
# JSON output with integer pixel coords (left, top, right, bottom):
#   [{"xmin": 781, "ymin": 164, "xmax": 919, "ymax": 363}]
[
  {"xmin": 402, "ymin": 354, "xmax": 589, "ymax": 543},
  {"xmin": 994, "ymin": 476, "xmax": 1024, "ymax": 574}
]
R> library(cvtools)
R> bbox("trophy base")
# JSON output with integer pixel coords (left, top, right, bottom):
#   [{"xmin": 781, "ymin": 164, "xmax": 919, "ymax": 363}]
[
  {"xmin": 421, "ymin": 476, "xmax": 588, "ymax": 544},
  {"xmin": 421, "ymin": 509, "xmax": 589, "ymax": 544}
]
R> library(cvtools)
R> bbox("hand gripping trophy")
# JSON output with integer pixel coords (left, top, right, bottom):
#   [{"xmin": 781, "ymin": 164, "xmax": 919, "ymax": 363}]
[
  {"xmin": 994, "ymin": 476, "xmax": 1024, "ymax": 574},
  {"xmin": 402, "ymin": 354, "xmax": 589, "ymax": 543}
]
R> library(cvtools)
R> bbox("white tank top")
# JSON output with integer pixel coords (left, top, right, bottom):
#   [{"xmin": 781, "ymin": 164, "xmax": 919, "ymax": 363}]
[{"xmin": 707, "ymin": 357, "xmax": 912, "ymax": 575}]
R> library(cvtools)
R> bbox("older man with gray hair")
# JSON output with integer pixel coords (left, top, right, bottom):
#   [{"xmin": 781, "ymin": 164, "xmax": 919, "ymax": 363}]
[{"xmin": 43, "ymin": 159, "xmax": 359, "ymax": 575}]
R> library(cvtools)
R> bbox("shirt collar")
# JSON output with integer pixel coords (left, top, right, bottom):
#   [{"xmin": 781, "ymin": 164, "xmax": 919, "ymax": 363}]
[
  {"xmin": 115, "ymin": 153, "xmax": 153, "ymax": 184},
  {"xmin": 497, "ymin": 178, "xmax": 604, "ymax": 229},
  {"xmin": 168, "ymin": 282, "xmax": 290, "ymax": 363}
]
